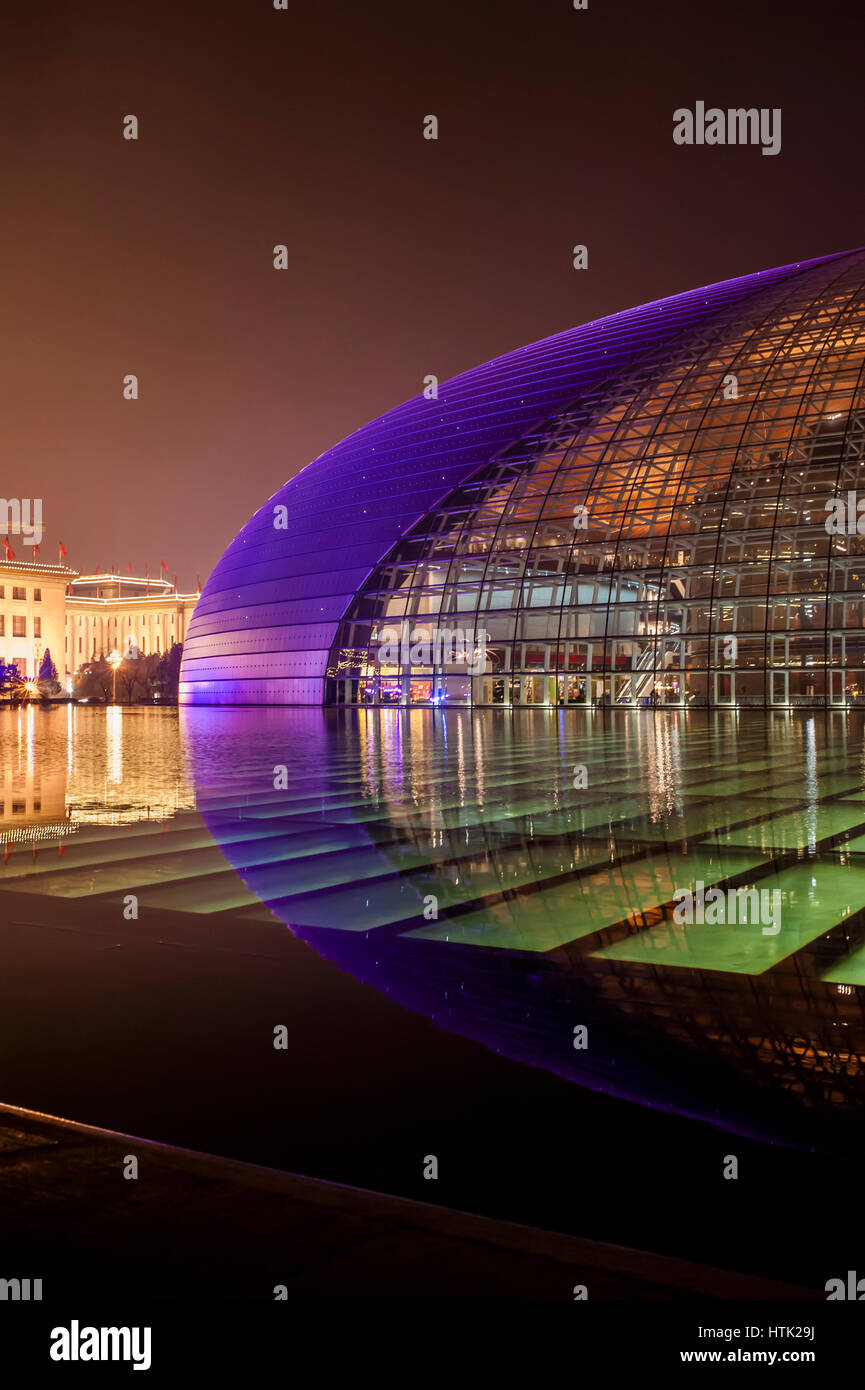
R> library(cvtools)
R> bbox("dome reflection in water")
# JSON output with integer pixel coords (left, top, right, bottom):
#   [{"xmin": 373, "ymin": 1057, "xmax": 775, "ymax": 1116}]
[{"xmin": 182, "ymin": 705, "xmax": 865, "ymax": 1152}]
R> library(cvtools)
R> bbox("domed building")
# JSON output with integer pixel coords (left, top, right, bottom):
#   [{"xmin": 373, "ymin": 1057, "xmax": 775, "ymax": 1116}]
[{"xmin": 180, "ymin": 248, "xmax": 865, "ymax": 708}]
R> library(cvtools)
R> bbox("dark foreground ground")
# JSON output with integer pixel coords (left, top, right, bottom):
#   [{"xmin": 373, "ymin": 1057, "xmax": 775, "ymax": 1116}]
[
  {"xmin": 0, "ymin": 1104, "xmax": 813, "ymax": 1301},
  {"xmin": 0, "ymin": 880, "xmax": 853, "ymax": 1294}
]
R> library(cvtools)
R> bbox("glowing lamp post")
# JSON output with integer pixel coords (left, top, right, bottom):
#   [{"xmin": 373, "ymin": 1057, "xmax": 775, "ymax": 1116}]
[{"xmin": 108, "ymin": 649, "xmax": 122, "ymax": 703}]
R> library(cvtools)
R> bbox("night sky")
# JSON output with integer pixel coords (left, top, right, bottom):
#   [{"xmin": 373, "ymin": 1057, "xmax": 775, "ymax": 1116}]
[{"xmin": 2, "ymin": 0, "xmax": 863, "ymax": 587}]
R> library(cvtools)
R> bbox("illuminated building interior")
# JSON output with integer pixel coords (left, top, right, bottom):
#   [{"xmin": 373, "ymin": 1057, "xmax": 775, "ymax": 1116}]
[{"xmin": 331, "ymin": 257, "xmax": 865, "ymax": 708}]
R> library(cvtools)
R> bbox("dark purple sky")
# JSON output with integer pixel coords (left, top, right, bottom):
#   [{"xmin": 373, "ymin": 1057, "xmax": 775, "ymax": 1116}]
[{"xmin": 1, "ymin": 0, "xmax": 863, "ymax": 586}]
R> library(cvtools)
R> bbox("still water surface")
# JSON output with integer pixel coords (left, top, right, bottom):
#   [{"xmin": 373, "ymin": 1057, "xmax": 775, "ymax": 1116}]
[{"xmin": 3, "ymin": 703, "xmax": 865, "ymax": 1148}]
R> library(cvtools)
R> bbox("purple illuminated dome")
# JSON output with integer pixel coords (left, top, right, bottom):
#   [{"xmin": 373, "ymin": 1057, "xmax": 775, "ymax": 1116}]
[{"xmin": 180, "ymin": 249, "xmax": 865, "ymax": 708}]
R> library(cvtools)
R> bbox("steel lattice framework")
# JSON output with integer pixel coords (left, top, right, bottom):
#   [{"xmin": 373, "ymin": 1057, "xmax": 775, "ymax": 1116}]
[{"xmin": 180, "ymin": 249, "xmax": 865, "ymax": 707}]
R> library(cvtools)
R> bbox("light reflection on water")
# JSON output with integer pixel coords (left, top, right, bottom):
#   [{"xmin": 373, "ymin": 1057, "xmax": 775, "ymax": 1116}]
[
  {"xmin": 4, "ymin": 704, "xmax": 865, "ymax": 1145},
  {"xmin": 179, "ymin": 706, "xmax": 865, "ymax": 1147},
  {"xmin": 0, "ymin": 705, "xmax": 193, "ymax": 835}
]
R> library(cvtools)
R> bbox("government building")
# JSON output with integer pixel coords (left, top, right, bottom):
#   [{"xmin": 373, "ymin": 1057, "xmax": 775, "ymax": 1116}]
[
  {"xmin": 180, "ymin": 247, "xmax": 865, "ymax": 709},
  {"xmin": 66, "ymin": 574, "xmax": 199, "ymax": 676},
  {"xmin": 0, "ymin": 557, "xmax": 75, "ymax": 684},
  {"xmin": 0, "ymin": 563, "xmax": 198, "ymax": 685}
]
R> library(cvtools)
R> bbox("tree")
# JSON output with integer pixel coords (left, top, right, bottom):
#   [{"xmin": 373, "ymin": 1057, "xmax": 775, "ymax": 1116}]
[
  {"xmin": 71, "ymin": 646, "xmax": 182, "ymax": 704},
  {"xmin": 38, "ymin": 649, "xmax": 58, "ymax": 681},
  {"xmin": 37, "ymin": 648, "xmax": 61, "ymax": 695},
  {"xmin": 152, "ymin": 643, "xmax": 183, "ymax": 702},
  {"xmin": 115, "ymin": 655, "xmax": 156, "ymax": 704},
  {"xmin": 0, "ymin": 661, "xmax": 23, "ymax": 700},
  {"xmin": 73, "ymin": 659, "xmax": 111, "ymax": 702}
]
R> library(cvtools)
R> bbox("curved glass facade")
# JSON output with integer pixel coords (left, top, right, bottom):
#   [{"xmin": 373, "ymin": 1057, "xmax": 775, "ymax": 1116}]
[{"xmin": 180, "ymin": 248, "xmax": 865, "ymax": 707}]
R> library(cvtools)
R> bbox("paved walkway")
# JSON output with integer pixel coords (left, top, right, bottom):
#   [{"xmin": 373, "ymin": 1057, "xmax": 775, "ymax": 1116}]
[{"xmin": 0, "ymin": 1103, "xmax": 815, "ymax": 1301}]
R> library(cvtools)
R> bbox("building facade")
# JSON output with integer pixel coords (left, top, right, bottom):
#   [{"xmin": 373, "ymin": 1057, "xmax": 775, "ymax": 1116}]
[
  {"xmin": 180, "ymin": 248, "xmax": 865, "ymax": 708},
  {"xmin": 0, "ymin": 558, "xmax": 78, "ymax": 681},
  {"xmin": 0, "ymin": 566, "xmax": 198, "ymax": 685},
  {"xmin": 66, "ymin": 575, "xmax": 199, "ymax": 671}
]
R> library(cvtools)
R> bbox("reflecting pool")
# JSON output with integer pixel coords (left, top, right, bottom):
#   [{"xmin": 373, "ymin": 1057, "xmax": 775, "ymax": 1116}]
[
  {"xmin": 185, "ymin": 706, "xmax": 865, "ymax": 1148},
  {"xmin": 4, "ymin": 704, "xmax": 864, "ymax": 1154}
]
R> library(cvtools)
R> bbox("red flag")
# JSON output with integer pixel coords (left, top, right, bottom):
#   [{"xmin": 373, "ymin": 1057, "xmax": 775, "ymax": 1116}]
[
  {"xmin": 196, "ymin": 574, "xmax": 201, "ymax": 595},
  {"xmin": 126, "ymin": 564, "xmax": 131, "ymax": 573},
  {"xmin": 160, "ymin": 560, "xmax": 168, "ymax": 572},
  {"xmin": 58, "ymin": 844, "xmax": 66, "ymax": 857},
  {"xmin": 2, "ymin": 536, "xmax": 14, "ymax": 560},
  {"xmin": 58, "ymin": 540, "xmax": 67, "ymax": 558},
  {"xmin": 33, "ymin": 542, "xmax": 40, "ymax": 556}
]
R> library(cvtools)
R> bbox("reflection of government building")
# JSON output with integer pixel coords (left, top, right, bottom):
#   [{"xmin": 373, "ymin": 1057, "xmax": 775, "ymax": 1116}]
[
  {"xmin": 0, "ymin": 756, "xmax": 68, "ymax": 844},
  {"xmin": 0, "ymin": 705, "xmax": 194, "ymax": 844},
  {"xmin": 182, "ymin": 248, "xmax": 865, "ymax": 708},
  {"xmin": 0, "ymin": 564, "xmax": 198, "ymax": 683}
]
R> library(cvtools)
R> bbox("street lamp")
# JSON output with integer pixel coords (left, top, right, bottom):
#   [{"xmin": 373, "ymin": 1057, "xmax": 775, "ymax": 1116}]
[{"xmin": 108, "ymin": 649, "xmax": 122, "ymax": 703}]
